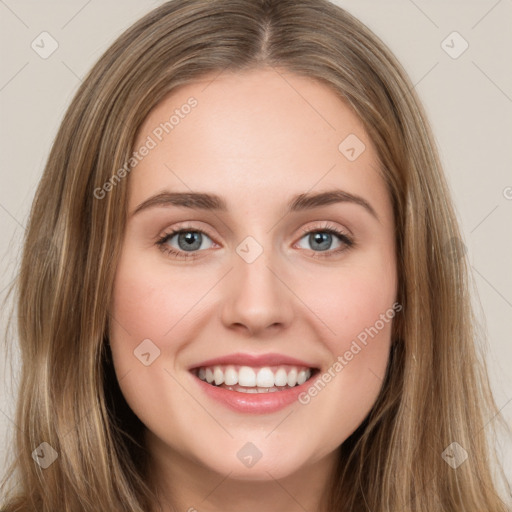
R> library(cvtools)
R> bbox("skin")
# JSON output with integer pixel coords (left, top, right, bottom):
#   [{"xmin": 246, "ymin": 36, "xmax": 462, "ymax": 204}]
[{"xmin": 109, "ymin": 66, "xmax": 397, "ymax": 512}]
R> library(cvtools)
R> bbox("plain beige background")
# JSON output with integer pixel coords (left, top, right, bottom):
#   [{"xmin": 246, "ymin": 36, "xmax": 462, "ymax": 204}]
[{"xmin": 1, "ymin": 0, "xmax": 511, "ymax": 493}]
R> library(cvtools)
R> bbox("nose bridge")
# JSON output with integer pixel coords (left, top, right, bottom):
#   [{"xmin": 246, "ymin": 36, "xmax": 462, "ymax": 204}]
[{"xmin": 220, "ymin": 233, "xmax": 293, "ymax": 334}]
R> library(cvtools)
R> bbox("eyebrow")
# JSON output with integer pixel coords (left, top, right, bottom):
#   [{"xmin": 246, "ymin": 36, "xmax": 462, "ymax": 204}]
[{"xmin": 132, "ymin": 189, "xmax": 379, "ymax": 221}]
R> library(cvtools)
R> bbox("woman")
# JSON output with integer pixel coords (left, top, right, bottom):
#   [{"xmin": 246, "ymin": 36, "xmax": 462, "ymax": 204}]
[{"xmin": 1, "ymin": 0, "xmax": 510, "ymax": 510}]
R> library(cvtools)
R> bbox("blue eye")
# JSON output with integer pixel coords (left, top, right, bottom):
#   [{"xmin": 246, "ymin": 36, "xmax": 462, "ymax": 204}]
[
  {"xmin": 295, "ymin": 222, "xmax": 354, "ymax": 259},
  {"xmin": 156, "ymin": 229, "xmax": 214, "ymax": 259},
  {"xmin": 156, "ymin": 222, "xmax": 354, "ymax": 260}
]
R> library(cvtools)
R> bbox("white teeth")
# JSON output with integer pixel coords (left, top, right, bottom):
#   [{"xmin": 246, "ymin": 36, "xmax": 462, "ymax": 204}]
[
  {"xmin": 297, "ymin": 369, "xmax": 308, "ymax": 385},
  {"xmin": 274, "ymin": 368, "xmax": 288, "ymax": 387},
  {"xmin": 213, "ymin": 366, "xmax": 224, "ymax": 385},
  {"xmin": 225, "ymin": 385, "xmax": 286, "ymax": 393},
  {"xmin": 195, "ymin": 364, "xmax": 314, "ymax": 389},
  {"xmin": 256, "ymin": 367, "xmax": 275, "ymax": 387},
  {"xmin": 287, "ymin": 368, "xmax": 298, "ymax": 387},
  {"xmin": 224, "ymin": 365, "xmax": 238, "ymax": 385},
  {"xmin": 238, "ymin": 366, "xmax": 256, "ymax": 387}
]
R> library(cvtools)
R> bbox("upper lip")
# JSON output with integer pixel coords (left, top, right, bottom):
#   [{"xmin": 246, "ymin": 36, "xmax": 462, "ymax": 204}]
[{"xmin": 189, "ymin": 352, "xmax": 318, "ymax": 370}]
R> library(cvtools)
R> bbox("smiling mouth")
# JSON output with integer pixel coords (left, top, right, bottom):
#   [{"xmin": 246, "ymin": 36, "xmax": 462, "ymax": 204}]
[{"xmin": 191, "ymin": 364, "xmax": 319, "ymax": 393}]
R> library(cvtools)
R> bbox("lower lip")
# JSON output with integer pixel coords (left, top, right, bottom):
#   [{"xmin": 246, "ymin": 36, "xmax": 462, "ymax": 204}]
[{"xmin": 191, "ymin": 373, "xmax": 317, "ymax": 414}]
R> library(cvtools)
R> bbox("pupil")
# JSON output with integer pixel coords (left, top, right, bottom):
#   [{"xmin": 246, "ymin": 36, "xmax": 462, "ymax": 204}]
[
  {"xmin": 312, "ymin": 232, "xmax": 331, "ymax": 251},
  {"xmin": 180, "ymin": 232, "xmax": 201, "ymax": 251}
]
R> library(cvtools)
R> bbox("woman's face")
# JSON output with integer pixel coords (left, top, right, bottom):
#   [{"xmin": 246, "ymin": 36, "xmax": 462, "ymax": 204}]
[{"xmin": 109, "ymin": 67, "xmax": 397, "ymax": 482}]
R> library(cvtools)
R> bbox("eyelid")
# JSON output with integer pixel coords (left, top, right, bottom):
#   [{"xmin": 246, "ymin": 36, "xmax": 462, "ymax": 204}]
[
  {"xmin": 153, "ymin": 221, "xmax": 215, "ymax": 243},
  {"xmin": 298, "ymin": 220, "xmax": 353, "ymax": 238}
]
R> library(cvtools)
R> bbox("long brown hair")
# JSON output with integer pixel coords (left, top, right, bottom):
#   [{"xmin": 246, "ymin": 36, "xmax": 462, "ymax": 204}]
[{"xmin": 1, "ymin": 0, "xmax": 510, "ymax": 510}]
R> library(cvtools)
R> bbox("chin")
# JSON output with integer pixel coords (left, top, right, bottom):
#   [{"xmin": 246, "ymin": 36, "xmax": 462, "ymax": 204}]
[{"xmin": 191, "ymin": 438, "xmax": 313, "ymax": 481}]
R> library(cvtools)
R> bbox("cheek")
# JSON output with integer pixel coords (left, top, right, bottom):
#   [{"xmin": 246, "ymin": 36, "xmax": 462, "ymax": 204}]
[
  {"xmin": 297, "ymin": 248, "xmax": 397, "ymax": 357},
  {"xmin": 110, "ymin": 248, "xmax": 213, "ymax": 346},
  {"xmin": 291, "ymin": 251, "xmax": 397, "ymax": 439},
  {"xmin": 107, "ymin": 245, "xmax": 195, "ymax": 378},
  {"xmin": 107, "ymin": 248, "xmax": 209, "ymax": 433}
]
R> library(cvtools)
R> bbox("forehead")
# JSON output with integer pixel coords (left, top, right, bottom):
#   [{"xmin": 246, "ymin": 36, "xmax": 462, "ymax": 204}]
[{"xmin": 129, "ymin": 67, "xmax": 387, "ymax": 215}]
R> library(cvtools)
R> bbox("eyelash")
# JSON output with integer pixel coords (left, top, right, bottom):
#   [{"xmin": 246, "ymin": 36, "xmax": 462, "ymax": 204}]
[{"xmin": 156, "ymin": 222, "xmax": 355, "ymax": 261}]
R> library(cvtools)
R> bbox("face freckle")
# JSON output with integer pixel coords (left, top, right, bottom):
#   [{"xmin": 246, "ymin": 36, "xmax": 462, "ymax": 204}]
[{"xmin": 108, "ymin": 66, "xmax": 397, "ymax": 486}]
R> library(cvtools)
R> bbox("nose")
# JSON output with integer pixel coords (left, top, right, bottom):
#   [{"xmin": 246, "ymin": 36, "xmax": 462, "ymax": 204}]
[{"xmin": 220, "ymin": 244, "xmax": 294, "ymax": 337}]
